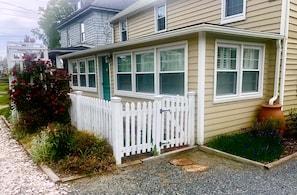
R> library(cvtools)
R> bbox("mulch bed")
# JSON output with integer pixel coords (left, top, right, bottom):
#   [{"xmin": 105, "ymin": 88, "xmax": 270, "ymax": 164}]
[{"xmin": 280, "ymin": 136, "xmax": 297, "ymax": 158}]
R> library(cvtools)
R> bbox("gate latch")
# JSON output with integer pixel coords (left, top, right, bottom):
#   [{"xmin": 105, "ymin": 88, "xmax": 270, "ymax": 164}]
[
  {"xmin": 160, "ymin": 141, "xmax": 170, "ymax": 146},
  {"xmin": 160, "ymin": 109, "xmax": 171, "ymax": 114}
]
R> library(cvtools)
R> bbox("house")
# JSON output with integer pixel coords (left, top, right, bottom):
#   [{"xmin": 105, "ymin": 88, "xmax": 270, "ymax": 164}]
[
  {"xmin": 61, "ymin": 0, "xmax": 296, "ymax": 144},
  {"xmin": 51, "ymin": 0, "xmax": 137, "ymax": 68}
]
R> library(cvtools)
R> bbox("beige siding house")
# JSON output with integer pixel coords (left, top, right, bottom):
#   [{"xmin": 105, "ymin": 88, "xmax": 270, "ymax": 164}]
[{"xmin": 61, "ymin": 0, "xmax": 296, "ymax": 144}]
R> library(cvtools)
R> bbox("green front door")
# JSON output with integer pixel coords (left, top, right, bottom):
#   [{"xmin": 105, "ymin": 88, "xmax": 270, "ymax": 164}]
[{"xmin": 102, "ymin": 57, "xmax": 111, "ymax": 101}]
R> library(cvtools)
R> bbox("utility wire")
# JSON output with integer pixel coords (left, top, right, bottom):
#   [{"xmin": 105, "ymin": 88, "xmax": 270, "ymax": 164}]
[{"xmin": 0, "ymin": 1, "xmax": 39, "ymax": 13}]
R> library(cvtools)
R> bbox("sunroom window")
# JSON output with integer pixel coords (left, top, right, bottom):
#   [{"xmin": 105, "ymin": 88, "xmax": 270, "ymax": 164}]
[
  {"xmin": 70, "ymin": 58, "xmax": 96, "ymax": 91},
  {"xmin": 221, "ymin": 0, "xmax": 246, "ymax": 24},
  {"xmin": 159, "ymin": 48, "xmax": 184, "ymax": 96},
  {"xmin": 136, "ymin": 52, "xmax": 154, "ymax": 93},
  {"xmin": 115, "ymin": 44, "xmax": 186, "ymax": 97},
  {"xmin": 117, "ymin": 55, "xmax": 132, "ymax": 91},
  {"xmin": 215, "ymin": 41, "xmax": 264, "ymax": 102}
]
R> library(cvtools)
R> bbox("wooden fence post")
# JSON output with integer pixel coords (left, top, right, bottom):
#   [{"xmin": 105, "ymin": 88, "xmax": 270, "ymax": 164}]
[
  {"xmin": 111, "ymin": 97, "xmax": 123, "ymax": 165},
  {"xmin": 188, "ymin": 92, "xmax": 196, "ymax": 146},
  {"xmin": 153, "ymin": 95, "xmax": 163, "ymax": 155}
]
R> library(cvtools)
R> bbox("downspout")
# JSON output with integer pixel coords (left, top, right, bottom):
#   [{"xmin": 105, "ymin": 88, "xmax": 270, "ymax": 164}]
[
  {"xmin": 268, "ymin": 40, "xmax": 281, "ymax": 105},
  {"xmin": 279, "ymin": 0, "xmax": 290, "ymax": 107}
]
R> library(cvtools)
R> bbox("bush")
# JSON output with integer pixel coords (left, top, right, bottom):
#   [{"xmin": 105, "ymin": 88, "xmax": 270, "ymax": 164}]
[
  {"xmin": 10, "ymin": 56, "xmax": 71, "ymax": 132},
  {"xmin": 286, "ymin": 108, "xmax": 297, "ymax": 136},
  {"xmin": 46, "ymin": 123, "xmax": 76, "ymax": 161},
  {"xmin": 29, "ymin": 124, "xmax": 115, "ymax": 175},
  {"xmin": 250, "ymin": 118, "xmax": 282, "ymax": 140},
  {"xmin": 30, "ymin": 131, "xmax": 52, "ymax": 162}
]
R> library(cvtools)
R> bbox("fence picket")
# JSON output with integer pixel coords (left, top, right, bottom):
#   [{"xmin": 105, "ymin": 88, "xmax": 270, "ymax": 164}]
[{"xmin": 69, "ymin": 92, "xmax": 195, "ymax": 164}]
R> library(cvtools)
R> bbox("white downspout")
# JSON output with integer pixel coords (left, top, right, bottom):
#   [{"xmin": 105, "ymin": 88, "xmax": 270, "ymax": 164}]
[
  {"xmin": 268, "ymin": 40, "xmax": 281, "ymax": 105},
  {"xmin": 279, "ymin": 0, "xmax": 290, "ymax": 107}
]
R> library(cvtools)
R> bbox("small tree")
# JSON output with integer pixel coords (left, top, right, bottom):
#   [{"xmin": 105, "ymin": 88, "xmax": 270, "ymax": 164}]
[{"xmin": 10, "ymin": 55, "xmax": 71, "ymax": 132}]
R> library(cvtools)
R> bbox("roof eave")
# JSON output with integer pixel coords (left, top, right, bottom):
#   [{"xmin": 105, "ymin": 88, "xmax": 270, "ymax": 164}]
[{"xmin": 60, "ymin": 24, "xmax": 284, "ymax": 59}]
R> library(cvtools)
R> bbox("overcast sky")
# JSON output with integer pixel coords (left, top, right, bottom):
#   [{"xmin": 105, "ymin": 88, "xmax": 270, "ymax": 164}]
[{"xmin": 0, "ymin": 0, "xmax": 48, "ymax": 59}]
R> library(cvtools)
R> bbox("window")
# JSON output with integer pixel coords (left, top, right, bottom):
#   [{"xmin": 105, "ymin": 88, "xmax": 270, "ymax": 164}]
[
  {"xmin": 136, "ymin": 52, "xmax": 154, "ymax": 93},
  {"xmin": 80, "ymin": 23, "xmax": 85, "ymax": 42},
  {"xmin": 215, "ymin": 41, "xmax": 264, "ymax": 102},
  {"xmin": 88, "ymin": 59, "xmax": 96, "ymax": 88},
  {"xmin": 221, "ymin": 0, "xmax": 246, "ymax": 24},
  {"xmin": 116, "ymin": 55, "xmax": 132, "ymax": 91},
  {"xmin": 120, "ymin": 19, "xmax": 128, "ymax": 41},
  {"xmin": 67, "ymin": 29, "xmax": 71, "ymax": 46},
  {"xmin": 159, "ymin": 48, "xmax": 185, "ymax": 95},
  {"xmin": 115, "ymin": 43, "xmax": 186, "ymax": 97},
  {"xmin": 70, "ymin": 58, "xmax": 96, "ymax": 90},
  {"xmin": 155, "ymin": 3, "xmax": 166, "ymax": 32}
]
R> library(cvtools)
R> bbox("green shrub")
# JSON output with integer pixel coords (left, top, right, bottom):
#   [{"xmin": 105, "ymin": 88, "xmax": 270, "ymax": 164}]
[
  {"xmin": 46, "ymin": 123, "xmax": 76, "ymax": 161},
  {"xmin": 250, "ymin": 118, "xmax": 282, "ymax": 140},
  {"xmin": 29, "ymin": 124, "xmax": 115, "ymax": 175},
  {"xmin": 286, "ymin": 108, "xmax": 297, "ymax": 136},
  {"xmin": 30, "ymin": 131, "xmax": 52, "ymax": 162}
]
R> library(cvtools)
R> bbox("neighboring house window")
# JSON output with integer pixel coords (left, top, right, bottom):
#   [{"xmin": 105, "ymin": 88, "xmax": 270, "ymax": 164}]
[
  {"xmin": 120, "ymin": 19, "xmax": 128, "ymax": 41},
  {"xmin": 221, "ymin": 0, "xmax": 246, "ymax": 24},
  {"xmin": 70, "ymin": 58, "xmax": 96, "ymax": 91},
  {"xmin": 80, "ymin": 23, "xmax": 85, "ymax": 42},
  {"xmin": 115, "ymin": 43, "xmax": 186, "ymax": 97},
  {"xmin": 155, "ymin": 3, "xmax": 166, "ymax": 32},
  {"xmin": 67, "ymin": 29, "xmax": 71, "ymax": 47},
  {"xmin": 214, "ymin": 41, "xmax": 264, "ymax": 102}
]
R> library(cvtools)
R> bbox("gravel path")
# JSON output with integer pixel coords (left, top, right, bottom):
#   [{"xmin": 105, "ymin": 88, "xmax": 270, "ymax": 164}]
[{"xmin": 0, "ymin": 117, "xmax": 71, "ymax": 194}]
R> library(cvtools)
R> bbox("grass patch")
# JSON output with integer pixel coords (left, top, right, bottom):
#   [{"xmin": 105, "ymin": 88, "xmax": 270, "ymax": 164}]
[
  {"xmin": 206, "ymin": 118, "xmax": 284, "ymax": 163},
  {"xmin": 0, "ymin": 94, "xmax": 9, "ymax": 105},
  {"xmin": 206, "ymin": 132, "xmax": 283, "ymax": 163},
  {"xmin": 0, "ymin": 107, "xmax": 10, "ymax": 119}
]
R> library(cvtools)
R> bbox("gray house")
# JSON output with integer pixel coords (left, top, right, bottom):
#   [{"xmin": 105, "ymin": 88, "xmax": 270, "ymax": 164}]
[
  {"xmin": 57, "ymin": 0, "xmax": 138, "ymax": 48},
  {"xmin": 50, "ymin": 0, "xmax": 137, "ymax": 68}
]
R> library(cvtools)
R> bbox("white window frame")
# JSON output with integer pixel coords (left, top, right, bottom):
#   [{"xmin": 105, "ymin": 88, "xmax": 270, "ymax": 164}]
[
  {"xmin": 221, "ymin": 0, "xmax": 246, "ymax": 24},
  {"xmin": 114, "ymin": 41, "xmax": 188, "ymax": 99},
  {"xmin": 214, "ymin": 40, "xmax": 265, "ymax": 103},
  {"xmin": 80, "ymin": 23, "xmax": 85, "ymax": 42},
  {"xmin": 155, "ymin": 2, "xmax": 167, "ymax": 32},
  {"xmin": 120, "ymin": 19, "xmax": 128, "ymax": 41},
  {"xmin": 70, "ymin": 57, "xmax": 97, "ymax": 92}
]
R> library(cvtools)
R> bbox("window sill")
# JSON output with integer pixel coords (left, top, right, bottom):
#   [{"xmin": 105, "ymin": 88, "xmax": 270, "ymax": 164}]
[
  {"xmin": 220, "ymin": 15, "xmax": 245, "ymax": 25},
  {"xmin": 213, "ymin": 94, "xmax": 263, "ymax": 104},
  {"xmin": 72, "ymin": 86, "xmax": 97, "ymax": 93}
]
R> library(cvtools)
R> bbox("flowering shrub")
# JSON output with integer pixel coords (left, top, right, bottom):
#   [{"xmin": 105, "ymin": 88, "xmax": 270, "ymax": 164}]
[{"xmin": 10, "ymin": 54, "xmax": 71, "ymax": 132}]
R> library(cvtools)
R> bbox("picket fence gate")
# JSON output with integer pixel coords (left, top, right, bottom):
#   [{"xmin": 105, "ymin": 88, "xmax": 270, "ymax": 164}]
[{"xmin": 70, "ymin": 91, "xmax": 195, "ymax": 164}]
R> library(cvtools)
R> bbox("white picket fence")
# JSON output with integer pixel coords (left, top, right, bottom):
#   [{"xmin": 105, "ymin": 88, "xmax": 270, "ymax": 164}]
[{"xmin": 70, "ymin": 91, "xmax": 195, "ymax": 164}]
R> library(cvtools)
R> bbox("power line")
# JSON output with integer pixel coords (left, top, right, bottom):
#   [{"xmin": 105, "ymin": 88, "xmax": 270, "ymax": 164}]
[
  {"xmin": 0, "ymin": 12, "xmax": 40, "ymax": 19},
  {"xmin": 0, "ymin": 1, "xmax": 39, "ymax": 13}
]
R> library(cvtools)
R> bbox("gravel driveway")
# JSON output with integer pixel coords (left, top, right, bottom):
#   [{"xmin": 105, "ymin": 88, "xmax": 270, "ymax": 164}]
[
  {"xmin": 1, "ymin": 114, "xmax": 297, "ymax": 194},
  {"xmin": 68, "ymin": 148, "xmax": 297, "ymax": 194}
]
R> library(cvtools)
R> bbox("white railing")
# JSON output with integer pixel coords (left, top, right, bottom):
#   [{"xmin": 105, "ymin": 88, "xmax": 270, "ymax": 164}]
[{"xmin": 70, "ymin": 92, "xmax": 195, "ymax": 164}]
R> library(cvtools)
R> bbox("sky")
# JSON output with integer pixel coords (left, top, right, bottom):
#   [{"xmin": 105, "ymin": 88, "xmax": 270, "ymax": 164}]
[{"xmin": 0, "ymin": 0, "xmax": 48, "ymax": 60}]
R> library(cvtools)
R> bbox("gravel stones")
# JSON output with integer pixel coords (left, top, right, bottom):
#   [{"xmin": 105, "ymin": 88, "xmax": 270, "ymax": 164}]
[{"xmin": 0, "ymin": 117, "xmax": 71, "ymax": 194}]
